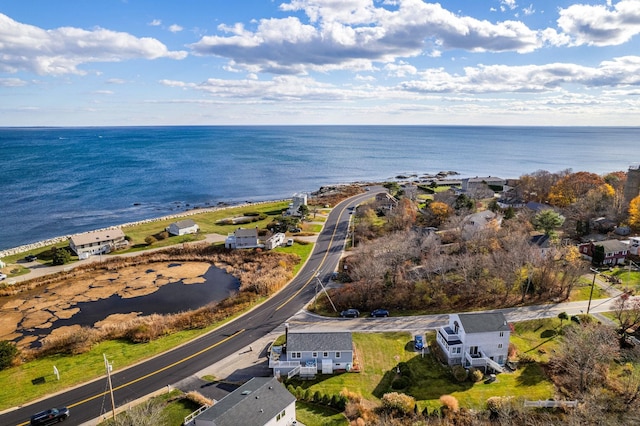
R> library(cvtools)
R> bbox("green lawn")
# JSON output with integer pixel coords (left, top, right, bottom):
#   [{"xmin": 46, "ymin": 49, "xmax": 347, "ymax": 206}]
[
  {"xmin": 296, "ymin": 401, "xmax": 348, "ymax": 426},
  {"xmin": 287, "ymin": 330, "xmax": 555, "ymax": 413},
  {"xmin": 571, "ymin": 279, "xmax": 607, "ymax": 301},
  {"xmin": 605, "ymin": 268, "xmax": 640, "ymax": 293}
]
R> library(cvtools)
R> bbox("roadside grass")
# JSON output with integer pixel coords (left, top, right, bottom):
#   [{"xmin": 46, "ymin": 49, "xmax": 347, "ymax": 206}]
[
  {"xmin": 570, "ymin": 279, "xmax": 607, "ymax": 301},
  {"xmin": 274, "ymin": 241, "xmax": 314, "ymax": 275},
  {"xmin": 296, "ymin": 401, "xmax": 348, "ymax": 426},
  {"xmin": 0, "ymin": 303, "xmax": 261, "ymax": 410},
  {"xmin": 605, "ymin": 268, "xmax": 640, "ymax": 293},
  {"xmin": 1, "ymin": 241, "xmax": 78, "ymax": 272},
  {"xmin": 304, "ymin": 224, "xmax": 324, "ymax": 233},
  {"xmin": 286, "ymin": 330, "xmax": 554, "ymax": 413}
]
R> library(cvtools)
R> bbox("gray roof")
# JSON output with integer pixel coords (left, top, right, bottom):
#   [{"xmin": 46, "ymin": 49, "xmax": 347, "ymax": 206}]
[
  {"xmin": 458, "ymin": 312, "xmax": 510, "ymax": 334},
  {"xmin": 172, "ymin": 219, "xmax": 197, "ymax": 229},
  {"xmin": 195, "ymin": 377, "xmax": 295, "ymax": 426},
  {"xmin": 287, "ymin": 331, "xmax": 353, "ymax": 352},
  {"xmin": 69, "ymin": 228, "xmax": 125, "ymax": 246},
  {"xmin": 596, "ymin": 240, "xmax": 628, "ymax": 253}
]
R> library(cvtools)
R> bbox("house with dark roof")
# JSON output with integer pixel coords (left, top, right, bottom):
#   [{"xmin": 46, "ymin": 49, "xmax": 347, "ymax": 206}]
[
  {"xmin": 579, "ymin": 240, "xmax": 629, "ymax": 265},
  {"xmin": 187, "ymin": 377, "xmax": 296, "ymax": 426},
  {"xmin": 270, "ymin": 329, "xmax": 354, "ymax": 378},
  {"xmin": 225, "ymin": 227, "xmax": 261, "ymax": 249},
  {"xmin": 167, "ymin": 219, "xmax": 199, "ymax": 236},
  {"xmin": 436, "ymin": 312, "xmax": 511, "ymax": 373}
]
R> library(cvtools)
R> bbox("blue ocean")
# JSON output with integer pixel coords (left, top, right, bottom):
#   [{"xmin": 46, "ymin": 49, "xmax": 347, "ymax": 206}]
[{"xmin": 1, "ymin": 125, "xmax": 637, "ymax": 251}]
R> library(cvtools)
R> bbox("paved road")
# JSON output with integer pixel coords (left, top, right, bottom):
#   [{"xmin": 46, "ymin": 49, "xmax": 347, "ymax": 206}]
[{"xmin": 0, "ymin": 188, "xmax": 383, "ymax": 426}]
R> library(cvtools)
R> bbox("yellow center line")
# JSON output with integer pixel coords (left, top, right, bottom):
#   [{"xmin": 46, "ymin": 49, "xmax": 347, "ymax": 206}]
[
  {"xmin": 67, "ymin": 329, "xmax": 245, "ymax": 409},
  {"xmin": 275, "ymin": 200, "xmax": 353, "ymax": 311}
]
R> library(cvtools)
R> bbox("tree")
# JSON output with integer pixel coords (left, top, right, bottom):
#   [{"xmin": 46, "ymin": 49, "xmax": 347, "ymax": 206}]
[
  {"xmin": 548, "ymin": 171, "xmax": 607, "ymax": 207},
  {"xmin": 592, "ymin": 245, "xmax": 605, "ymax": 266},
  {"xmin": 428, "ymin": 201, "xmax": 452, "ymax": 225},
  {"xmin": 0, "ymin": 341, "xmax": 19, "ymax": 370},
  {"xmin": 297, "ymin": 204, "xmax": 309, "ymax": 220},
  {"xmin": 532, "ymin": 209, "xmax": 565, "ymax": 236},
  {"xmin": 612, "ymin": 292, "xmax": 640, "ymax": 347},
  {"xmin": 558, "ymin": 311, "xmax": 569, "ymax": 327},
  {"xmin": 629, "ymin": 195, "xmax": 640, "ymax": 230},
  {"xmin": 51, "ymin": 247, "xmax": 71, "ymax": 265}
]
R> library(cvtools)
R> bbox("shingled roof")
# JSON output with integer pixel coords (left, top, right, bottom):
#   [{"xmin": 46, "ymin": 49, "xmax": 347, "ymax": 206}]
[
  {"xmin": 195, "ymin": 377, "xmax": 295, "ymax": 426},
  {"xmin": 458, "ymin": 312, "xmax": 510, "ymax": 334},
  {"xmin": 287, "ymin": 330, "xmax": 352, "ymax": 353}
]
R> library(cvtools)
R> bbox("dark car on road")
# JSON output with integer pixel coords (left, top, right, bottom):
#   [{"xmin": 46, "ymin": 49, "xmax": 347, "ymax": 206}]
[
  {"xmin": 30, "ymin": 407, "xmax": 69, "ymax": 425},
  {"xmin": 25, "ymin": 254, "xmax": 38, "ymax": 262},
  {"xmin": 340, "ymin": 308, "xmax": 360, "ymax": 318},
  {"xmin": 370, "ymin": 309, "xmax": 389, "ymax": 317}
]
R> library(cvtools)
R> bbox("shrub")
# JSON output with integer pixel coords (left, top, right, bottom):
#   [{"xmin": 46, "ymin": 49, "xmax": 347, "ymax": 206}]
[
  {"xmin": 452, "ymin": 365, "xmax": 468, "ymax": 382},
  {"xmin": 313, "ymin": 390, "xmax": 322, "ymax": 403},
  {"xmin": 439, "ymin": 395, "xmax": 459, "ymax": 412},
  {"xmin": 0, "ymin": 341, "xmax": 19, "ymax": 370},
  {"xmin": 380, "ymin": 392, "xmax": 416, "ymax": 415},
  {"xmin": 51, "ymin": 247, "xmax": 71, "ymax": 265},
  {"xmin": 469, "ymin": 367, "xmax": 484, "ymax": 382},
  {"xmin": 184, "ymin": 391, "xmax": 213, "ymax": 407},
  {"xmin": 486, "ymin": 396, "xmax": 513, "ymax": 414},
  {"xmin": 145, "ymin": 236, "xmax": 157, "ymax": 245}
]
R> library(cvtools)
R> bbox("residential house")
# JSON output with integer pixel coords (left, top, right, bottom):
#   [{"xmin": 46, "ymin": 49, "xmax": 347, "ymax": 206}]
[
  {"xmin": 69, "ymin": 228, "xmax": 128, "ymax": 259},
  {"xmin": 461, "ymin": 210, "xmax": 502, "ymax": 240},
  {"xmin": 375, "ymin": 192, "xmax": 399, "ymax": 211},
  {"xmin": 187, "ymin": 377, "xmax": 296, "ymax": 426},
  {"xmin": 579, "ymin": 240, "xmax": 629, "ymax": 265},
  {"xmin": 627, "ymin": 236, "xmax": 640, "ymax": 256},
  {"xmin": 270, "ymin": 329, "xmax": 354, "ymax": 378},
  {"xmin": 285, "ymin": 193, "xmax": 308, "ymax": 216},
  {"xmin": 265, "ymin": 233, "xmax": 286, "ymax": 250},
  {"xmin": 496, "ymin": 196, "xmax": 526, "ymax": 209},
  {"xmin": 436, "ymin": 312, "xmax": 511, "ymax": 372},
  {"xmin": 460, "ymin": 176, "xmax": 505, "ymax": 194},
  {"xmin": 167, "ymin": 219, "xmax": 199, "ymax": 236},
  {"xmin": 225, "ymin": 227, "xmax": 261, "ymax": 249},
  {"xmin": 530, "ymin": 233, "xmax": 552, "ymax": 257}
]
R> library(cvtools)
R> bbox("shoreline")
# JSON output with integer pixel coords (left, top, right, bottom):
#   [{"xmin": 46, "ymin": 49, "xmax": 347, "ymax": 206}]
[{"xmin": 0, "ymin": 198, "xmax": 288, "ymax": 259}]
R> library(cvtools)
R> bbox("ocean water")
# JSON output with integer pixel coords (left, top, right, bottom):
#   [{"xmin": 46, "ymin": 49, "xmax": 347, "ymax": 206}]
[{"xmin": 1, "ymin": 125, "xmax": 637, "ymax": 251}]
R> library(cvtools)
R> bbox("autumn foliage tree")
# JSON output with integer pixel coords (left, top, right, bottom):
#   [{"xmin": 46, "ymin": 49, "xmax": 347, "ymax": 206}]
[
  {"xmin": 548, "ymin": 171, "xmax": 607, "ymax": 207},
  {"xmin": 629, "ymin": 195, "xmax": 640, "ymax": 230}
]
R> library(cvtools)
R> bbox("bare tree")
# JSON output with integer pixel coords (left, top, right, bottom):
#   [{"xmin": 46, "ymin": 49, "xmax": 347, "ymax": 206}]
[
  {"xmin": 102, "ymin": 399, "xmax": 166, "ymax": 426},
  {"xmin": 612, "ymin": 293, "xmax": 640, "ymax": 346}
]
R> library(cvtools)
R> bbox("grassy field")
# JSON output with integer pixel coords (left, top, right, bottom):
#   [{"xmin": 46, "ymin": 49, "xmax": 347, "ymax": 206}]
[
  {"xmin": 287, "ymin": 328, "xmax": 555, "ymax": 413},
  {"xmin": 604, "ymin": 268, "xmax": 640, "ymax": 293},
  {"xmin": 296, "ymin": 401, "xmax": 348, "ymax": 426},
  {"xmin": 571, "ymin": 278, "xmax": 607, "ymax": 301}
]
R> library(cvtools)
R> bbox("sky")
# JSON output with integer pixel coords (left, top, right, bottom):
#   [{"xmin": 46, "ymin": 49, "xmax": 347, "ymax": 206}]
[{"xmin": 1, "ymin": 0, "xmax": 640, "ymax": 126}]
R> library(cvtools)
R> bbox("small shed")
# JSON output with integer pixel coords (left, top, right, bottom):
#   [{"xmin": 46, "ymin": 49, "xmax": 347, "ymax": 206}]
[{"xmin": 167, "ymin": 219, "xmax": 199, "ymax": 236}]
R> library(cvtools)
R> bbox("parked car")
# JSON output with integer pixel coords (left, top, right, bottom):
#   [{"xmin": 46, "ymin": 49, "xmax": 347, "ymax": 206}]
[
  {"xmin": 25, "ymin": 254, "xmax": 38, "ymax": 262},
  {"xmin": 370, "ymin": 308, "xmax": 389, "ymax": 317},
  {"xmin": 414, "ymin": 335, "xmax": 424, "ymax": 350},
  {"xmin": 340, "ymin": 308, "xmax": 360, "ymax": 318},
  {"xmin": 290, "ymin": 228, "xmax": 301, "ymax": 233},
  {"xmin": 30, "ymin": 407, "xmax": 70, "ymax": 425},
  {"xmin": 0, "ymin": 273, "xmax": 6, "ymax": 281}
]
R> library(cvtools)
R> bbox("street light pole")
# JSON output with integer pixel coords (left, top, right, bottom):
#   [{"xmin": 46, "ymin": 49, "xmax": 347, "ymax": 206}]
[{"xmin": 587, "ymin": 267, "xmax": 598, "ymax": 315}]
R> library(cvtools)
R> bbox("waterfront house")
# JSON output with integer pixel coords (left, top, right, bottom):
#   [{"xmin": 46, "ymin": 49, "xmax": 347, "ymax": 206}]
[
  {"xmin": 579, "ymin": 240, "xmax": 629, "ymax": 265},
  {"xmin": 225, "ymin": 227, "xmax": 261, "ymax": 249},
  {"xmin": 375, "ymin": 192, "xmax": 399, "ymax": 211},
  {"xmin": 69, "ymin": 228, "xmax": 127, "ymax": 259},
  {"xmin": 285, "ymin": 193, "xmax": 308, "ymax": 216},
  {"xmin": 187, "ymin": 377, "xmax": 296, "ymax": 426},
  {"xmin": 167, "ymin": 219, "xmax": 199, "ymax": 236},
  {"xmin": 270, "ymin": 328, "xmax": 354, "ymax": 378},
  {"xmin": 436, "ymin": 312, "xmax": 511, "ymax": 372},
  {"xmin": 461, "ymin": 210, "xmax": 502, "ymax": 240}
]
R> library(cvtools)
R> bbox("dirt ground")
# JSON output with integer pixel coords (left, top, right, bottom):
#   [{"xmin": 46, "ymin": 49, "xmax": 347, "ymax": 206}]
[{"xmin": 0, "ymin": 262, "xmax": 211, "ymax": 347}]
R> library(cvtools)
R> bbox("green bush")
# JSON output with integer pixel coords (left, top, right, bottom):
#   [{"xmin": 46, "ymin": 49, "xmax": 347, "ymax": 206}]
[
  {"xmin": 51, "ymin": 247, "xmax": 71, "ymax": 265},
  {"xmin": 452, "ymin": 365, "xmax": 468, "ymax": 382},
  {"xmin": 145, "ymin": 236, "xmax": 157, "ymax": 245},
  {"xmin": 0, "ymin": 341, "xmax": 19, "ymax": 370}
]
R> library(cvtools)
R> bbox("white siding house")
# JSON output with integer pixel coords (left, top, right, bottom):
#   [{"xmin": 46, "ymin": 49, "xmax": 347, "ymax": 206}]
[
  {"xmin": 69, "ymin": 228, "xmax": 128, "ymax": 259},
  {"xmin": 270, "ymin": 329, "xmax": 354, "ymax": 378},
  {"xmin": 286, "ymin": 193, "xmax": 307, "ymax": 216},
  {"xmin": 225, "ymin": 227, "xmax": 261, "ymax": 249},
  {"xmin": 187, "ymin": 377, "xmax": 296, "ymax": 426},
  {"xmin": 265, "ymin": 233, "xmax": 286, "ymax": 250},
  {"xmin": 436, "ymin": 312, "xmax": 511, "ymax": 372},
  {"xmin": 167, "ymin": 219, "xmax": 199, "ymax": 236}
]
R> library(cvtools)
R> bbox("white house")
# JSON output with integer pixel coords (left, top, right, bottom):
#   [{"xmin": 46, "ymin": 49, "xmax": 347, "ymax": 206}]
[
  {"xmin": 69, "ymin": 228, "xmax": 128, "ymax": 259},
  {"xmin": 286, "ymin": 193, "xmax": 307, "ymax": 216},
  {"xmin": 461, "ymin": 210, "xmax": 502, "ymax": 240},
  {"xmin": 436, "ymin": 312, "xmax": 511, "ymax": 372},
  {"xmin": 225, "ymin": 227, "xmax": 261, "ymax": 249},
  {"xmin": 265, "ymin": 233, "xmax": 286, "ymax": 250},
  {"xmin": 627, "ymin": 236, "xmax": 640, "ymax": 256},
  {"xmin": 167, "ymin": 219, "xmax": 199, "ymax": 236},
  {"xmin": 270, "ymin": 329, "xmax": 354, "ymax": 378},
  {"xmin": 187, "ymin": 377, "xmax": 296, "ymax": 426}
]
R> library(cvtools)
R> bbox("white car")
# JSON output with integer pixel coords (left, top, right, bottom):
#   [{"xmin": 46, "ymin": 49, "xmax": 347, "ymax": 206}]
[{"xmin": 0, "ymin": 273, "xmax": 7, "ymax": 281}]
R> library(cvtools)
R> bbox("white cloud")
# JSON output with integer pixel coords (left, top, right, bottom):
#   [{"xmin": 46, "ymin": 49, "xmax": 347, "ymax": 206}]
[
  {"xmin": 106, "ymin": 78, "xmax": 126, "ymax": 84},
  {"xmin": 190, "ymin": 0, "xmax": 559, "ymax": 75},
  {"xmin": 93, "ymin": 90, "xmax": 114, "ymax": 95},
  {"xmin": 169, "ymin": 24, "xmax": 183, "ymax": 33},
  {"xmin": 522, "ymin": 4, "xmax": 535, "ymax": 16},
  {"xmin": 558, "ymin": 0, "xmax": 640, "ymax": 46},
  {"xmin": 501, "ymin": 0, "xmax": 517, "ymax": 10},
  {"xmin": 149, "ymin": 19, "xmax": 162, "ymax": 26},
  {"xmin": 0, "ymin": 78, "xmax": 27, "ymax": 87},
  {"xmin": 0, "ymin": 13, "xmax": 188, "ymax": 75}
]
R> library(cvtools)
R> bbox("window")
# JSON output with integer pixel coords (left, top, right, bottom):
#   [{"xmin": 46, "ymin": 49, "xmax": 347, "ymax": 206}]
[
  {"xmin": 323, "ymin": 352, "xmax": 328, "ymax": 357},
  {"xmin": 291, "ymin": 352, "xmax": 300, "ymax": 359},
  {"xmin": 498, "ymin": 344, "xmax": 503, "ymax": 349},
  {"xmin": 336, "ymin": 352, "xmax": 341, "ymax": 358},
  {"xmin": 499, "ymin": 331, "xmax": 504, "ymax": 337},
  {"xmin": 312, "ymin": 352, "xmax": 317, "ymax": 358}
]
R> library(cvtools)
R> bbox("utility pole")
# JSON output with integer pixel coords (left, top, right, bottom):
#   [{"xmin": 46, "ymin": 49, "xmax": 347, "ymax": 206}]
[
  {"xmin": 104, "ymin": 354, "xmax": 116, "ymax": 420},
  {"xmin": 587, "ymin": 268, "xmax": 598, "ymax": 315}
]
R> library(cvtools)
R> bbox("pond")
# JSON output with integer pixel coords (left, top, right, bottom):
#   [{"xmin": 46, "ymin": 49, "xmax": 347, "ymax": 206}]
[{"xmin": 17, "ymin": 264, "xmax": 240, "ymax": 348}]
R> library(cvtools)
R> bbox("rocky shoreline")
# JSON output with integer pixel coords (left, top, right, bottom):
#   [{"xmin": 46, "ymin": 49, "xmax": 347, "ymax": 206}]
[{"xmin": 0, "ymin": 199, "xmax": 288, "ymax": 259}]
